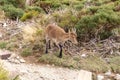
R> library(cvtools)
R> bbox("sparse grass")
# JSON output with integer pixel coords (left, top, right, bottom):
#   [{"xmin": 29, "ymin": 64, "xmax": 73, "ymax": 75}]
[
  {"xmin": 109, "ymin": 56, "xmax": 120, "ymax": 73},
  {"xmin": 39, "ymin": 53, "xmax": 79, "ymax": 69},
  {"xmin": 39, "ymin": 53, "xmax": 109, "ymax": 72},
  {"xmin": 79, "ymin": 56, "xmax": 109, "ymax": 72},
  {"xmin": 21, "ymin": 48, "xmax": 32, "ymax": 57},
  {"xmin": 0, "ymin": 41, "xmax": 8, "ymax": 49},
  {"xmin": 12, "ymin": 75, "xmax": 19, "ymax": 80},
  {"xmin": 0, "ymin": 64, "xmax": 8, "ymax": 80}
]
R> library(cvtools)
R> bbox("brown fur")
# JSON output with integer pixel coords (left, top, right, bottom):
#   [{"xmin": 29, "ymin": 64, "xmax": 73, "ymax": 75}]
[{"xmin": 45, "ymin": 24, "xmax": 78, "ymax": 58}]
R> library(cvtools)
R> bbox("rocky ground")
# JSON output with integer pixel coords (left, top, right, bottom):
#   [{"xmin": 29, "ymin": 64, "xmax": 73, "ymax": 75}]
[
  {"xmin": 0, "ymin": 50, "xmax": 91, "ymax": 80},
  {"xmin": 1, "ymin": 50, "xmax": 120, "ymax": 80},
  {"xmin": 2, "ymin": 60, "xmax": 80, "ymax": 80}
]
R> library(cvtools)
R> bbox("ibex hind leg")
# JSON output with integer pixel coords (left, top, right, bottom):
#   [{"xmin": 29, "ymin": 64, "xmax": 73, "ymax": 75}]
[
  {"xmin": 48, "ymin": 40, "xmax": 51, "ymax": 49},
  {"xmin": 45, "ymin": 39, "xmax": 50, "ymax": 54}
]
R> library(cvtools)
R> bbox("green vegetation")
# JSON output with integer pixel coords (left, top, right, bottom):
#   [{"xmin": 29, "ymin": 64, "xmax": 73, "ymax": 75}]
[
  {"xmin": 0, "ymin": 64, "xmax": 8, "ymax": 80},
  {"xmin": 109, "ymin": 56, "xmax": 120, "ymax": 73},
  {"xmin": 1, "ymin": 0, "xmax": 120, "ymax": 40},
  {"xmin": 0, "ymin": 41, "xmax": 8, "ymax": 49},
  {"xmin": 0, "ymin": 0, "xmax": 25, "ymax": 20},
  {"xmin": 39, "ymin": 53, "xmax": 109, "ymax": 72},
  {"xmin": 20, "ymin": 10, "xmax": 39, "ymax": 21},
  {"xmin": 0, "ymin": 0, "xmax": 120, "ymax": 74},
  {"xmin": 39, "ymin": 53, "xmax": 79, "ymax": 69},
  {"xmin": 39, "ymin": 54, "xmax": 120, "ymax": 73},
  {"xmin": 21, "ymin": 48, "xmax": 32, "ymax": 57},
  {"xmin": 2, "ymin": 5, "xmax": 24, "ymax": 20},
  {"xmin": 0, "ymin": 63, "xmax": 19, "ymax": 80}
]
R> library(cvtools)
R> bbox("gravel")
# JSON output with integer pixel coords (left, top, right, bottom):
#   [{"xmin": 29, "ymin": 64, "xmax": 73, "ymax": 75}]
[{"xmin": 1, "ymin": 60, "xmax": 80, "ymax": 80}]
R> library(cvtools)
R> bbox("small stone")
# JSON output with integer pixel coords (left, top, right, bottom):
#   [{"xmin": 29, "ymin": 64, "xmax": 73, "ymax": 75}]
[
  {"xmin": 8, "ymin": 53, "xmax": 16, "ymax": 60},
  {"xmin": 78, "ymin": 70, "xmax": 92, "ymax": 80},
  {"xmin": 20, "ymin": 69, "xmax": 28, "ymax": 74},
  {"xmin": 104, "ymin": 58, "xmax": 110, "ymax": 63},
  {"xmin": 0, "ymin": 52, "xmax": 11, "ymax": 59},
  {"xmin": 105, "ymin": 70, "xmax": 112, "ymax": 76},
  {"xmin": 16, "ymin": 56, "xmax": 20, "ymax": 59},
  {"xmin": 115, "ymin": 74, "xmax": 120, "ymax": 80},
  {"xmin": 3, "ymin": 23, "xmax": 7, "ymax": 27},
  {"xmin": 14, "ymin": 59, "xmax": 20, "ymax": 64},
  {"xmin": 0, "ymin": 33, "xmax": 2, "ymax": 38},
  {"xmin": 81, "ymin": 54, "xmax": 87, "ymax": 58},
  {"xmin": 46, "ymin": 64, "xmax": 50, "ymax": 67},
  {"xmin": 8, "ymin": 58, "xmax": 20, "ymax": 64},
  {"xmin": 52, "ymin": 64, "xmax": 55, "ymax": 66},
  {"xmin": 97, "ymin": 75, "xmax": 104, "ymax": 80},
  {"xmin": 19, "ymin": 58, "xmax": 26, "ymax": 63},
  {"xmin": 19, "ymin": 44, "xmax": 22, "ymax": 49}
]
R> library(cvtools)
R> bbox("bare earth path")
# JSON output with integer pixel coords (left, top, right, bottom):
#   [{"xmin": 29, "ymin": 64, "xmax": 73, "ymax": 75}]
[{"xmin": 2, "ymin": 60, "xmax": 80, "ymax": 80}]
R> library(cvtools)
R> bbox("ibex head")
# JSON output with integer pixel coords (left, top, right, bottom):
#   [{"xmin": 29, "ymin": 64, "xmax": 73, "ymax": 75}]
[{"xmin": 68, "ymin": 28, "xmax": 78, "ymax": 44}]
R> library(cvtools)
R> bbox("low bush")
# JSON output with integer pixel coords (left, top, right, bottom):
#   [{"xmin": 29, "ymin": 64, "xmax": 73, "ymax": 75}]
[
  {"xmin": 0, "ymin": 64, "xmax": 8, "ymax": 80},
  {"xmin": 21, "ymin": 48, "xmax": 32, "ymax": 57},
  {"xmin": 2, "ymin": 5, "xmax": 24, "ymax": 20},
  {"xmin": 20, "ymin": 10, "xmax": 39, "ymax": 21},
  {"xmin": 0, "ymin": 41, "xmax": 8, "ymax": 49},
  {"xmin": 26, "ymin": 6, "xmax": 44, "ymax": 12},
  {"xmin": 109, "ymin": 56, "xmax": 120, "ymax": 73},
  {"xmin": 76, "ymin": 9, "xmax": 120, "ymax": 41}
]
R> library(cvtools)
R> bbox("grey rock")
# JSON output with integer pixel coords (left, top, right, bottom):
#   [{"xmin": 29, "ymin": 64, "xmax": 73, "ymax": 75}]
[
  {"xmin": 0, "ymin": 50, "xmax": 11, "ymax": 59},
  {"xmin": 78, "ymin": 70, "xmax": 92, "ymax": 80},
  {"xmin": 81, "ymin": 54, "xmax": 87, "ymax": 58},
  {"xmin": 0, "ymin": 33, "xmax": 3, "ymax": 38},
  {"xmin": 19, "ymin": 58, "xmax": 26, "ymax": 63},
  {"xmin": 97, "ymin": 75, "xmax": 104, "ymax": 80},
  {"xmin": 3, "ymin": 23, "xmax": 7, "ymax": 27},
  {"xmin": 115, "ymin": 74, "xmax": 120, "ymax": 80},
  {"xmin": 105, "ymin": 70, "xmax": 112, "ymax": 76},
  {"xmin": 8, "ymin": 58, "xmax": 20, "ymax": 64}
]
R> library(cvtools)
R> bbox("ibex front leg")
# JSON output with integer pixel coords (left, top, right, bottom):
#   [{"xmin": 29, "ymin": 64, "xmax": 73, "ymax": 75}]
[{"xmin": 58, "ymin": 44, "xmax": 63, "ymax": 58}]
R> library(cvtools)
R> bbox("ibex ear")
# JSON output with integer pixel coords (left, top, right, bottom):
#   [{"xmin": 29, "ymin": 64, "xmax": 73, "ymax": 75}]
[
  {"xmin": 72, "ymin": 28, "xmax": 76, "ymax": 33},
  {"xmin": 68, "ymin": 29, "xmax": 71, "ymax": 33}
]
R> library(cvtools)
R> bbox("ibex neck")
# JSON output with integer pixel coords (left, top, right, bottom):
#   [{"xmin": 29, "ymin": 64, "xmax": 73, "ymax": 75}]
[{"xmin": 63, "ymin": 33, "xmax": 69, "ymax": 41}]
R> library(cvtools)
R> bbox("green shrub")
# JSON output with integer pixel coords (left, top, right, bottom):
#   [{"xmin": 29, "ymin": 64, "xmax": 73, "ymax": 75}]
[
  {"xmin": 0, "ymin": 0, "xmax": 25, "ymax": 8},
  {"xmin": 0, "ymin": 0, "xmax": 8, "ymax": 5},
  {"xmin": 2, "ymin": 5, "xmax": 24, "ymax": 20},
  {"xmin": 20, "ymin": 10, "xmax": 39, "ymax": 21},
  {"xmin": 76, "ymin": 9, "xmax": 120, "ymax": 41},
  {"xmin": 21, "ymin": 48, "xmax": 32, "ymax": 57},
  {"xmin": 26, "ymin": 6, "xmax": 44, "ymax": 12},
  {"xmin": 109, "ymin": 56, "xmax": 120, "ymax": 73},
  {"xmin": 0, "ymin": 42, "xmax": 7, "ymax": 49},
  {"xmin": 74, "ymin": 4, "xmax": 84, "ymax": 10},
  {"xmin": 0, "ymin": 64, "xmax": 8, "ymax": 80},
  {"xmin": 52, "ymin": 10, "xmax": 78, "ymax": 30}
]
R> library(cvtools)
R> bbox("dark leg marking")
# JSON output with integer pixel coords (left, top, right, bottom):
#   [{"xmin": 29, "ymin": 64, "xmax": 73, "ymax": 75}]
[
  {"xmin": 59, "ymin": 44, "xmax": 63, "ymax": 58},
  {"xmin": 48, "ymin": 40, "xmax": 51, "ymax": 49},
  {"xmin": 45, "ymin": 40, "xmax": 49, "ymax": 54}
]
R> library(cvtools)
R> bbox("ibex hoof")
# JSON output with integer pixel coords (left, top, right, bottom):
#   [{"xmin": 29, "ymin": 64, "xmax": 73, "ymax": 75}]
[
  {"xmin": 58, "ymin": 55, "xmax": 62, "ymax": 58},
  {"xmin": 45, "ymin": 51, "xmax": 48, "ymax": 54}
]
